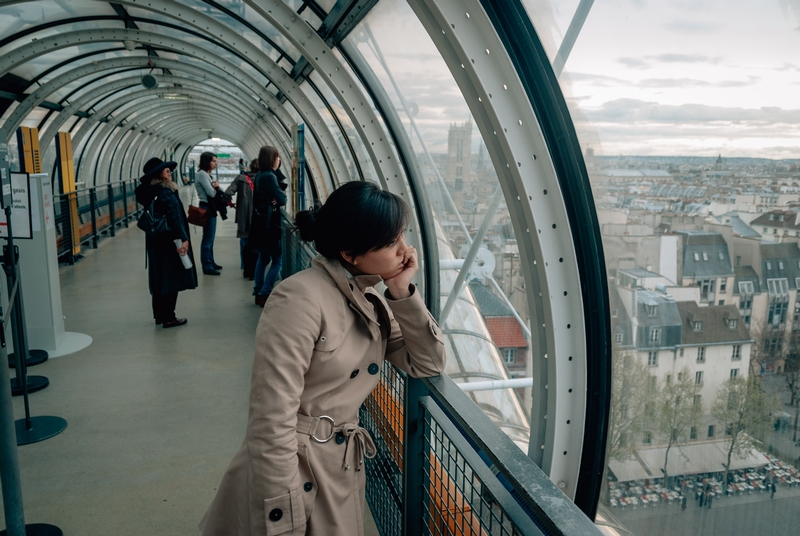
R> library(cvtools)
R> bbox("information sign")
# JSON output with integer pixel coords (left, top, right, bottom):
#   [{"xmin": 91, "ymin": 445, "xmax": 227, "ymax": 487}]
[{"xmin": 0, "ymin": 172, "xmax": 32, "ymax": 239}]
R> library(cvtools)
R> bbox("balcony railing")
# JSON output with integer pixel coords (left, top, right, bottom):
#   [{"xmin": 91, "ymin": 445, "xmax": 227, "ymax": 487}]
[{"xmin": 53, "ymin": 179, "xmax": 141, "ymax": 264}]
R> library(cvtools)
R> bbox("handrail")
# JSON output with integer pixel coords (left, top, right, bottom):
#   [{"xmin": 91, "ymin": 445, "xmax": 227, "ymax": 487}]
[{"xmin": 52, "ymin": 178, "xmax": 142, "ymax": 263}]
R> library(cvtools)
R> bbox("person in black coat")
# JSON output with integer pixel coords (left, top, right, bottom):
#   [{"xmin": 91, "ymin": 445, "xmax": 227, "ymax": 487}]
[
  {"xmin": 249, "ymin": 145, "xmax": 287, "ymax": 307},
  {"xmin": 135, "ymin": 157, "xmax": 198, "ymax": 328}
]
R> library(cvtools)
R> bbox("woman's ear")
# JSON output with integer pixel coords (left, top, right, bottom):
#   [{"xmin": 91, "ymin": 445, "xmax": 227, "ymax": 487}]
[{"xmin": 340, "ymin": 251, "xmax": 358, "ymax": 265}]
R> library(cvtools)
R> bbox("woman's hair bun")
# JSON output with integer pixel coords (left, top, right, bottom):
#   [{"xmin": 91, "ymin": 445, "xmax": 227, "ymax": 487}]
[{"xmin": 295, "ymin": 203, "xmax": 322, "ymax": 242}]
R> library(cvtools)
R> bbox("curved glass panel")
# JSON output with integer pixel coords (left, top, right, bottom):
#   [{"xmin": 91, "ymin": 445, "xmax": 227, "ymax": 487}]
[
  {"xmin": 348, "ymin": 0, "xmax": 532, "ymax": 448},
  {"xmin": 547, "ymin": 0, "xmax": 800, "ymax": 532},
  {"xmin": 8, "ymin": 42, "xmax": 123, "ymax": 82},
  {"xmin": 0, "ymin": 1, "xmax": 118, "ymax": 48},
  {"xmin": 142, "ymin": 1, "xmax": 302, "ymax": 64},
  {"xmin": 307, "ymin": 70, "xmax": 378, "ymax": 183}
]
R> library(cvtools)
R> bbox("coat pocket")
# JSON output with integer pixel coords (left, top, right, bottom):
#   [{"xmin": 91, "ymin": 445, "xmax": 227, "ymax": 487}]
[{"xmin": 263, "ymin": 487, "xmax": 306, "ymax": 536}]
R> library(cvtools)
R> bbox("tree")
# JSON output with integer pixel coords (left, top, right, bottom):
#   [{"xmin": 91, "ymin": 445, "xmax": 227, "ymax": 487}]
[
  {"xmin": 712, "ymin": 375, "xmax": 780, "ymax": 487},
  {"xmin": 783, "ymin": 331, "xmax": 800, "ymax": 406},
  {"xmin": 658, "ymin": 366, "xmax": 702, "ymax": 487},
  {"xmin": 607, "ymin": 351, "xmax": 656, "ymax": 462}
]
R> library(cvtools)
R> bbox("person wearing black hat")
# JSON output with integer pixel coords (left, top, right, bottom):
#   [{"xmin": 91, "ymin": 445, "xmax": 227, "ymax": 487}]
[{"xmin": 135, "ymin": 157, "xmax": 197, "ymax": 328}]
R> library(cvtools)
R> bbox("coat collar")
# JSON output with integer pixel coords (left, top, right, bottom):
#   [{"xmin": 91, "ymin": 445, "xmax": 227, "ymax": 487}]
[{"xmin": 312, "ymin": 255, "xmax": 388, "ymax": 341}]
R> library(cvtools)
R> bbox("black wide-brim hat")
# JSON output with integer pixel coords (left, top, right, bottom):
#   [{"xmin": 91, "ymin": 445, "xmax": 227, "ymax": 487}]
[{"xmin": 140, "ymin": 157, "xmax": 177, "ymax": 182}]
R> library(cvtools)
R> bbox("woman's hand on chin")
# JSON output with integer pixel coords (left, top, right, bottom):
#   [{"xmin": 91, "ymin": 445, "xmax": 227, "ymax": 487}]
[{"xmin": 384, "ymin": 246, "xmax": 417, "ymax": 300}]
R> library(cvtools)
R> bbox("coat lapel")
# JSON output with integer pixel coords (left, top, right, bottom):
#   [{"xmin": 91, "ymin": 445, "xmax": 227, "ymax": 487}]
[{"xmin": 312, "ymin": 256, "xmax": 388, "ymax": 341}]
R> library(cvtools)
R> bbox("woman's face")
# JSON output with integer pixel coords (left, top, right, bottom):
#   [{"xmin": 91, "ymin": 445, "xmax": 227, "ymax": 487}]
[
  {"xmin": 273, "ymin": 154, "xmax": 281, "ymax": 170},
  {"xmin": 347, "ymin": 231, "xmax": 409, "ymax": 280},
  {"xmin": 160, "ymin": 168, "xmax": 173, "ymax": 182},
  {"xmin": 209, "ymin": 157, "xmax": 218, "ymax": 171}
]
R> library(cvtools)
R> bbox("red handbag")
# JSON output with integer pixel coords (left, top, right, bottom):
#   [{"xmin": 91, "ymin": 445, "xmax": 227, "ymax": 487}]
[{"xmin": 187, "ymin": 204, "xmax": 209, "ymax": 226}]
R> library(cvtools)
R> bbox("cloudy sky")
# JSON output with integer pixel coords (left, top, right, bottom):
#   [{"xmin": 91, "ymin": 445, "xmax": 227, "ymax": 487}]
[
  {"xmin": 540, "ymin": 0, "xmax": 800, "ymax": 158},
  {"xmin": 359, "ymin": 0, "xmax": 800, "ymax": 160}
]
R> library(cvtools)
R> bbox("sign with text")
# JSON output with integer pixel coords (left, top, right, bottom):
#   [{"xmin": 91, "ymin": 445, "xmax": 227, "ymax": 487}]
[{"xmin": 0, "ymin": 172, "xmax": 32, "ymax": 239}]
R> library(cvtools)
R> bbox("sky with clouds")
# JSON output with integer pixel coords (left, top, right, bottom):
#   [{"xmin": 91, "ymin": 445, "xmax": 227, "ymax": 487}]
[
  {"xmin": 537, "ymin": 0, "xmax": 800, "ymax": 158},
  {"xmin": 354, "ymin": 0, "xmax": 800, "ymax": 159}
]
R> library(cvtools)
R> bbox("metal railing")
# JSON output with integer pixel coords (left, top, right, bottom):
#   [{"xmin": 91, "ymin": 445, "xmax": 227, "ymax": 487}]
[
  {"xmin": 279, "ymin": 214, "xmax": 601, "ymax": 536},
  {"xmin": 53, "ymin": 179, "xmax": 141, "ymax": 263}
]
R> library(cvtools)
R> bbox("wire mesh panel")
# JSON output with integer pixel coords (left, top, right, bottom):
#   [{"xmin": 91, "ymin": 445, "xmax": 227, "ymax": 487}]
[
  {"xmin": 361, "ymin": 361, "xmax": 406, "ymax": 536},
  {"xmin": 421, "ymin": 398, "xmax": 544, "ymax": 536}
]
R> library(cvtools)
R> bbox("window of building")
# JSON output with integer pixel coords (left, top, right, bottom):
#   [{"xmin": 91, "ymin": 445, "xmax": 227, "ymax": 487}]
[
  {"xmin": 680, "ymin": 348, "xmax": 684, "ymax": 357},
  {"xmin": 718, "ymin": 251, "xmax": 725, "ymax": 261},
  {"xmin": 614, "ymin": 332, "xmax": 623, "ymax": 344},
  {"xmin": 646, "ymin": 304, "xmax": 658, "ymax": 317},
  {"xmin": 763, "ymin": 227, "xmax": 768, "ymax": 233},
  {"xmin": 766, "ymin": 261, "xmax": 772, "ymax": 270},
  {"xmin": 728, "ymin": 319, "xmax": 738, "ymax": 329},
  {"xmin": 698, "ymin": 279, "xmax": 715, "ymax": 297},
  {"xmin": 693, "ymin": 394, "xmax": 702, "ymax": 408},
  {"xmin": 796, "ymin": 277, "xmax": 800, "ymax": 290},
  {"xmin": 690, "ymin": 426, "xmax": 697, "ymax": 440},
  {"xmin": 643, "ymin": 430, "xmax": 652, "ymax": 444},
  {"xmin": 739, "ymin": 281, "xmax": 754, "ymax": 295},
  {"xmin": 612, "ymin": 308, "xmax": 618, "ymax": 318},
  {"xmin": 719, "ymin": 300, "xmax": 725, "ymax": 305},
  {"xmin": 731, "ymin": 368, "xmax": 739, "ymax": 378},
  {"xmin": 695, "ymin": 371, "xmax": 704, "ymax": 384},
  {"xmin": 708, "ymin": 425, "xmax": 715, "ymax": 438},
  {"xmin": 780, "ymin": 215, "xmax": 785, "ymax": 222},
  {"xmin": 666, "ymin": 374, "xmax": 672, "ymax": 384},
  {"xmin": 648, "ymin": 351, "xmax": 658, "ymax": 366},
  {"xmin": 702, "ymin": 252, "xmax": 709, "ymax": 261},
  {"xmin": 693, "ymin": 252, "xmax": 700, "ymax": 261},
  {"xmin": 773, "ymin": 228, "xmax": 778, "ymax": 235},
  {"xmin": 692, "ymin": 321, "xmax": 702, "ymax": 332},
  {"xmin": 504, "ymin": 348, "xmax": 516, "ymax": 364},
  {"xmin": 697, "ymin": 347, "xmax": 706, "ymax": 363},
  {"xmin": 768, "ymin": 278, "xmax": 790, "ymax": 326},
  {"xmin": 732, "ymin": 345, "xmax": 741, "ymax": 360},
  {"xmin": 736, "ymin": 255, "xmax": 742, "ymax": 267},
  {"xmin": 720, "ymin": 279, "xmax": 727, "ymax": 292},
  {"xmin": 779, "ymin": 261, "xmax": 785, "ymax": 270},
  {"xmin": 769, "ymin": 214, "xmax": 775, "ymax": 221},
  {"xmin": 649, "ymin": 328, "xmax": 661, "ymax": 343}
]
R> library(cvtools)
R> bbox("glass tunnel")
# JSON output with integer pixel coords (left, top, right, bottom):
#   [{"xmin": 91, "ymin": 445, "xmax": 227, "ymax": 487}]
[{"xmin": 1, "ymin": 1, "xmax": 799, "ymax": 535}]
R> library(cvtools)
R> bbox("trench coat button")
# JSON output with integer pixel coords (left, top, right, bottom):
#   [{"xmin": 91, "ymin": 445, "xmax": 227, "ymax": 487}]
[
  {"xmin": 368, "ymin": 363, "xmax": 379, "ymax": 375},
  {"xmin": 304, "ymin": 482, "xmax": 313, "ymax": 492},
  {"xmin": 320, "ymin": 336, "xmax": 326, "ymax": 342},
  {"xmin": 335, "ymin": 432, "xmax": 346, "ymax": 444},
  {"xmin": 269, "ymin": 508, "xmax": 283, "ymax": 522},
  {"xmin": 350, "ymin": 369, "xmax": 359, "ymax": 379}
]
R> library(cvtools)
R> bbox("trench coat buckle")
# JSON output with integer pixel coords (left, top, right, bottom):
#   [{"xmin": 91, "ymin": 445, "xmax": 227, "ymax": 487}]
[{"xmin": 310, "ymin": 415, "xmax": 336, "ymax": 443}]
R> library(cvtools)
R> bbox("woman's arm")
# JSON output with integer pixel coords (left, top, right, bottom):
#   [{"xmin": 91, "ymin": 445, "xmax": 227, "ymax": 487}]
[
  {"xmin": 196, "ymin": 170, "xmax": 217, "ymax": 198},
  {"xmin": 159, "ymin": 191, "xmax": 189, "ymax": 242},
  {"xmin": 383, "ymin": 286, "xmax": 446, "ymax": 378},
  {"xmin": 245, "ymin": 276, "xmax": 320, "ymax": 510},
  {"xmin": 255, "ymin": 171, "xmax": 287, "ymax": 213}
]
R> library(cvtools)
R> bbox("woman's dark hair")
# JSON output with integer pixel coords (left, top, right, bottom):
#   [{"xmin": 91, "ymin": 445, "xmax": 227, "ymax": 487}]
[
  {"xmin": 249, "ymin": 158, "xmax": 259, "ymax": 173},
  {"xmin": 295, "ymin": 181, "xmax": 408, "ymax": 260},
  {"xmin": 199, "ymin": 151, "xmax": 216, "ymax": 171},
  {"xmin": 257, "ymin": 145, "xmax": 280, "ymax": 172}
]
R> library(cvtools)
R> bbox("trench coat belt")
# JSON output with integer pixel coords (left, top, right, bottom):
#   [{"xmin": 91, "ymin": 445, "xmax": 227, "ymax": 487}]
[{"xmin": 296, "ymin": 413, "xmax": 377, "ymax": 472}]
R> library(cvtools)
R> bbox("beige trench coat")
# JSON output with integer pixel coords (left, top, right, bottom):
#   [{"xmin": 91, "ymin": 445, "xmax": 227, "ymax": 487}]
[{"xmin": 199, "ymin": 256, "xmax": 446, "ymax": 536}]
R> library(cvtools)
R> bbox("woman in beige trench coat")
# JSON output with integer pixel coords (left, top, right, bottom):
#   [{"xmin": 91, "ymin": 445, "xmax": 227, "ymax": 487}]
[{"xmin": 200, "ymin": 182, "xmax": 446, "ymax": 536}]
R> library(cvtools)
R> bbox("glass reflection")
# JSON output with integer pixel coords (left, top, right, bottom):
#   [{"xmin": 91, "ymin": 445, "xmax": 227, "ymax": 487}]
[
  {"xmin": 546, "ymin": 0, "xmax": 800, "ymax": 533},
  {"xmin": 349, "ymin": 0, "xmax": 532, "ymax": 449}
]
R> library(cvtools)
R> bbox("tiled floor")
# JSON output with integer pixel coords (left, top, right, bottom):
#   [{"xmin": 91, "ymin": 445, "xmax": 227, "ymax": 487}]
[{"xmin": 1, "ymin": 201, "xmax": 379, "ymax": 535}]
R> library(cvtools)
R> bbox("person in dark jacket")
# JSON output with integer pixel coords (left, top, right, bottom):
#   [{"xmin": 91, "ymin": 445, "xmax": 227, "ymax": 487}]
[
  {"xmin": 135, "ymin": 157, "xmax": 197, "ymax": 328},
  {"xmin": 224, "ymin": 158, "xmax": 258, "ymax": 278},
  {"xmin": 249, "ymin": 145, "xmax": 287, "ymax": 307}
]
